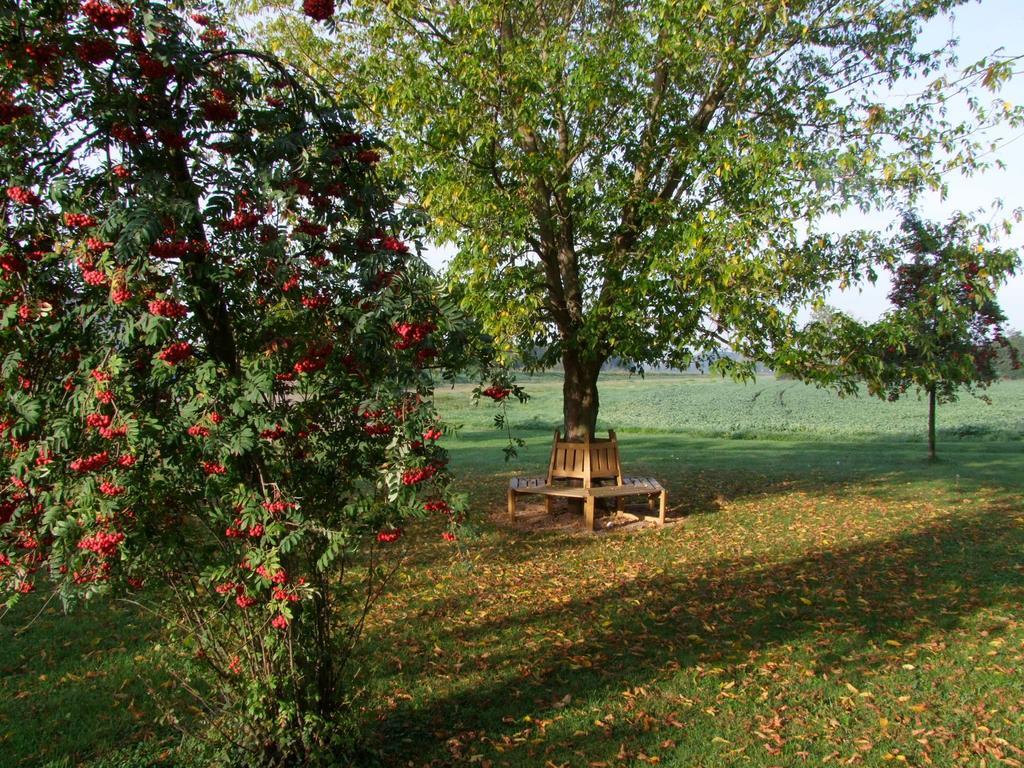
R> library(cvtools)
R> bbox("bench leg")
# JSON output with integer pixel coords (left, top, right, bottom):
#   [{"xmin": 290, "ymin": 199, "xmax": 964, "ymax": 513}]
[
  {"xmin": 507, "ymin": 489, "xmax": 516, "ymax": 520},
  {"xmin": 545, "ymin": 495, "xmax": 552, "ymax": 515},
  {"xmin": 584, "ymin": 495, "xmax": 595, "ymax": 531},
  {"xmin": 658, "ymin": 490, "xmax": 667, "ymax": 526}
]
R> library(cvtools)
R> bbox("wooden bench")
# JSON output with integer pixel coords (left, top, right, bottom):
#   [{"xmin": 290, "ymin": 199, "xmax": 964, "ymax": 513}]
[{"xmin": 508, "ymin": 430, "xmax": 667, "ymax": 531}]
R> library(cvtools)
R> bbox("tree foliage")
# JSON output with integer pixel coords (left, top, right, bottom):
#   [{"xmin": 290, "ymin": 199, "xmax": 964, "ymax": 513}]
[
  {"xmin": 250, "ymin": 0, "xmax": 1022, "ymax": 437},
  {"xmin": 0, "ymin": 1, "xmax": 493, "ymax": 762},
  {"xmin": 783, "ymin": 215, "xmax": 1019, "ymax": 456}
]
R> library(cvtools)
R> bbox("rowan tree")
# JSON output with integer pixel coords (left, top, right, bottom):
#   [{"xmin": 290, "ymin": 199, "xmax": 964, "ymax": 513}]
[{"xmin": 0, "ymin": 1, "xmax": 492, "ymax": 763}]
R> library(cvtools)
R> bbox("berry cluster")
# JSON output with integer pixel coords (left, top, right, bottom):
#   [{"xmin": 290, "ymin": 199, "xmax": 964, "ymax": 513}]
[
  {"xmin": 77, "ymin": 38, "xmax": 117, "ymax": 64},
  {"xmin": 225, "ymin": 518, "xmax": 262, "ymax": 538},
  {"xmin": 393, "ymin": 321, "xmax": 436, "ymax": 350},
  {"xmin": 0, "ymin": 94, "xmax": 33, "ymax": 125},
  {"xmin": 202, "ymin": 90, "xmax": 238, "ymax": 123},
  {"xmin": 70, "ymin": 451, "xmax": 110, "ymax": 473},
  {"xmin": 376, "ymin": 528, "xmax": 401, "ymax": 543},
  {"xmin": 199, "ymin": 28, "xmax": 227, "ymax": 44},
  {"xmin": 356, "ymin": 149, "xmax": 381, "ymax": 165},
  {"xmin": 24, "ymin": 42, "xmax": 60, "ymax": 66},
  {"xmin": 137, "ymin": 52, "xmax": 175, "ymax": 79},
  {"xmin": 83, "ymin": 269, "xmax": 107, "ymax": 286},
  {"xmin": 260, "ymin": 424, "xmax": 287, "ymax": 441},
  {"xmin": 77, "ymin": 530, "xmax": 125, "ymax": 557},
  {"xmin": 98, "ymin": 424, "xmax": 127, "ymax": 440},
  {"xmin": 149, "ymin": 239, "xmax": 207, "ymax": 259},
  {"xmin": 482, "ymin": 385, "xmax": 511, "ymax": 401},
  {"xmin": 301, "ymin": 294, "xmax": 331, "ymax": 310},
  {"xmin": 111, "ymin": 286, "xmax": 132, "ymax": 304},
  {"xmin": 86, "ymin": 412, "xmax": 112, "ymax": 430},
  {"xmin": 379, "ymin": 236, "xmax": 409, "ymax": 254},
  {"xmin": 148, "ymin": 298, "xmax": 188, "ymax": 318},
  {"xmin": 272, "ymin": 586, "xmax": 300, "ymax": 602},
  {"xmin": 261, "ymin": 499, "xmax": 296, "ymax": 515},
  {"xmin": 157, "ymin": 342, "xmax": 192, "ymax": 365},
  {"xmin": 401, "ymin": 464, "xmax": 438, "ymax": 486},
  {"xmin": 220, "ymin": 210, "xmax": 261, "ymax": 231},
  {"xmin": 292, "ymin": 343, "xmax": 333, "ymax": 374},
  {"xmin": 98, "ymin": 481, "xmax": 125, "ymax": 497},
  {"xmin": 294, "ymin": 219, "xmax": 327, "ymax": 237},
  {"xmin": 110, "ymin": 123, "xmax": 145, "ymax": 145},
  {"xmin": 64, "ymin": 212, "xmax": 97, "ymax": 229},
  {"xmin": 6, "ymin": 186, "xmax": 41, "ymax": 206},
  {"xmin": 81, "ymin": 1, "xmax": 133, "ymax": 31},
  {"xmin": 302, "ymin": 0, "xmax": 335, "ymax": 22}
]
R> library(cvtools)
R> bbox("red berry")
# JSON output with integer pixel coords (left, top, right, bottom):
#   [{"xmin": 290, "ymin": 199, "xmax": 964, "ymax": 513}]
[
  {"xmin": 148, "ymin": 298, "xmax": 188, "ymax": 318},
  {"xmin": 77, "ymin": 38, "xmax": 117, "ymax": 64},
  {"xmin": 64, "ymin": 212, "xmax": 97, "ymax": 229},
  {"xmin": 6, "ymin": 186, "xmax": 41, "ymax": 206},
  {"xmin": 81, "ymin": 1, "xmax": 133, "ymax": 31},
  {"xmin": 157, "ymin": 342, "xmax": 192, "ymax": 365},
  {"xmin": 377, "ymin": 528, "xmax": 402, "ymax": 543},
  {"xmin": 137, "ymin": 53, "xmax": 175, "ymax": 79},
  {"xmin": 302, "ymin": 0, "xmax": 335, "ymax": 22}
]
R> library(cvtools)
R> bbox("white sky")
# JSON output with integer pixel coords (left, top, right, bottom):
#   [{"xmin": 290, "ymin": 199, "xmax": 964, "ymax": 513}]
[{"xmin": 420, "ymin": 0, "xmax": 1024, "ymax": 330}]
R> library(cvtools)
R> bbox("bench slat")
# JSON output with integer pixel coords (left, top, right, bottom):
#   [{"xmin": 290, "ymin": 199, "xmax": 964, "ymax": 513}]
[{"xmin": 510, "ymin": 479, "xmax": 661, "ymax": 499}]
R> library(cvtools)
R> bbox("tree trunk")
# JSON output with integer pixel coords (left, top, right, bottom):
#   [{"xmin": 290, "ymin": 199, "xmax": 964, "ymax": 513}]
[
  {"xmin": 562, "ymin": 350, "xmax": 601, "ymax": 440},
  {"xmin": 927, "ymin": 386, "xmax": 937, "ymax": 461}
]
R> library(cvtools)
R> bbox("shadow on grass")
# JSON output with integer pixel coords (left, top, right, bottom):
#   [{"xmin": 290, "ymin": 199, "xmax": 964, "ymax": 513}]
[
  {"xmin": 366, "ymin": 501, "xmax": 1024, "ymax": 765},
  {"xmin": 446, "ymin": 429, "xmax": 1024, "ymax": 524},
  {"xmin": 0, "ymin": 596, "xmax": 165, "ymax": 767}
]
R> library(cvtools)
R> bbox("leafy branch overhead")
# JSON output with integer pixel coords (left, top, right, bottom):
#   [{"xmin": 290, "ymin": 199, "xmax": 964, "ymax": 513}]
[{"xmin": 250, "ymin": 0, "xmax": 1022, "ymax": 437}]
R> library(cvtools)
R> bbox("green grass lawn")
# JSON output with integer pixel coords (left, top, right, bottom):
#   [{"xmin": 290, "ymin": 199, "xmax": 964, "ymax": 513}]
[{"xmin": 3, "ymin": 375, "xmax": 1023, "ymax": 766}]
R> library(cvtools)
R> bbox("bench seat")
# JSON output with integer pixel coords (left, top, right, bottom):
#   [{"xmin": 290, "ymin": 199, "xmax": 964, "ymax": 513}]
[
  {"xmin": 507, "ymin": 432, "xmax": 667, "ymax": 530},
  {"xmin": 509, "ymin": 476, "xmax": 664, "ymax": 498}
]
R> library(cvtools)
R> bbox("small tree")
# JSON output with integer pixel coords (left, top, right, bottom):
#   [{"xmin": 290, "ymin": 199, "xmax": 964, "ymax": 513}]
[
  {"xmin": 789, "ymin": 215, "xmax": 1019, "ymax": 459},
  {"xmin": 0, "ymin": 2, "xmax": 492, "ymax": 763}
]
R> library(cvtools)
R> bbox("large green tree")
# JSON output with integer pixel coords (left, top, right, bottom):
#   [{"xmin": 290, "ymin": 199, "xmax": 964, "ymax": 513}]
[{"xmin": 252, "ymin": 0, "xmax": 1022, "ymax": 439}]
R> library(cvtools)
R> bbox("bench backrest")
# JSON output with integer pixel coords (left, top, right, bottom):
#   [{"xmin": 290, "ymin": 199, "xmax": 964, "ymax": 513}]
[{"xmin": 546, "ymin": 430, "xmax": 623, "ymax": 488}]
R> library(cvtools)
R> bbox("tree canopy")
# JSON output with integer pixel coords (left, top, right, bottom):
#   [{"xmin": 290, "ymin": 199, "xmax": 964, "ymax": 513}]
[{"xmin": 254, "ymin": 0, "xmax": 1021, "ymax": 438}]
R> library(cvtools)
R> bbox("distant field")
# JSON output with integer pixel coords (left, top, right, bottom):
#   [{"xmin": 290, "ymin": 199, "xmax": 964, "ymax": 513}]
[{"xmin": 436, "ymin": 374, "xmax": 1024, "ymax": 441}]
